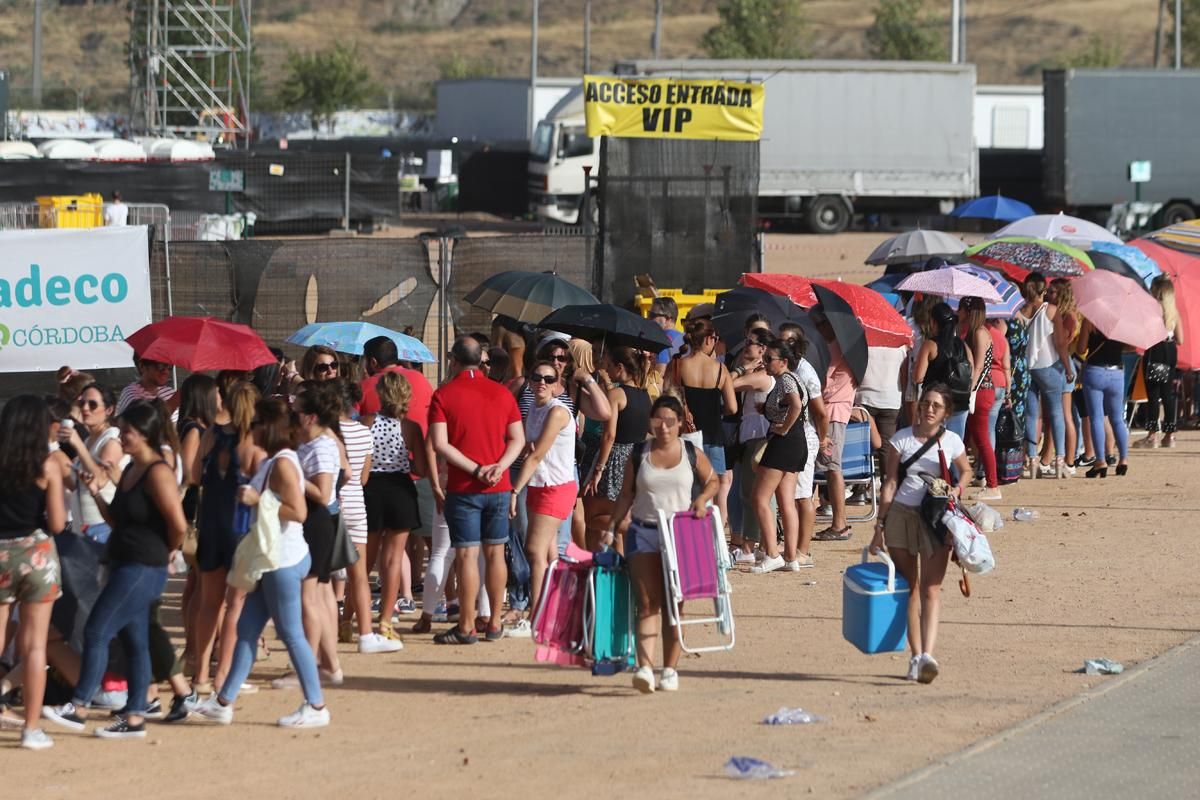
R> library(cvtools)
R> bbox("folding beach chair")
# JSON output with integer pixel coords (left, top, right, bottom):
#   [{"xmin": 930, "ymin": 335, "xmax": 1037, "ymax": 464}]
[
  {"xmin": 531, "ymin": 550, "xmax": 592, "ymax": 668},
  {"xmin": 582, "ymin": 549, "xmax": 636, "ymax": 676},
  {"xmin": 656, "ymin": 507, "xmax": 735, "ymax": 654},
  {"xmin": 816, "ymin": 410, "xmax": 878, "ymax": 524}
]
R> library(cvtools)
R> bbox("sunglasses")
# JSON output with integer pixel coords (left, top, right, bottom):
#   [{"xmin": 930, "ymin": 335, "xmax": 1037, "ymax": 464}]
[
  {"xmin": 527, "ymin": 374, "xmax": 557, "ymax": 384},
  {"xmin": 79, "ymin": 399, "xmax": 103, "ymax": 411},
  {"xmin": 314, "ymin": 362, "xmax": 337, "ymax": 374},
  {"xmin": 765, "ymin": 355, "xmax": 787, "ymax": 363},
  {"xmin": 480, "ymin": 360, "xmax": 491, "ymax": 368},
  {"xmin": 550, "ymin": 354, "xmax": 570, "ymax": 363}
]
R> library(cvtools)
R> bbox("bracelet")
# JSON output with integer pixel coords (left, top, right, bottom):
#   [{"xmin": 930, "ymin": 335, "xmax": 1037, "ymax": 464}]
[{"xmin": 472, "ymin": 465, "xmax": 482, "ymax": 479}]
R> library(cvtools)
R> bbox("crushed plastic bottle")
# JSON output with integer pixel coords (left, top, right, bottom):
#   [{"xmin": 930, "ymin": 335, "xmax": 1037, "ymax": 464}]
[
  {"xmin": 724, "ymin": 756, "xmax": 796, "ymax": 780},
  {"xmin": 1078, "ymin": 658, "xmax": 1124, "ymax": 675},
  {"xmin": 1012, "ymin": 508, "xmax": 1039, "ymax": 522},
  {"xmin": 763, "ymin": 706, "xmax": 825, "ymax": 725}
]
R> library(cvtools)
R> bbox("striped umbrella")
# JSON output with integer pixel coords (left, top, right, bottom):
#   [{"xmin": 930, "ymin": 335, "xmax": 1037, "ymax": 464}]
[
  {"xmin": 943, "ymin": 264, "xmax": 1025, "ymax": 319},
  {"xmin": 463, "ymin": 270, "xmax": 599, "ymax": 324},
  {"xmin": 1144, "ymin": 219, "xmax": 1200, "ymax": 255},
  {"xmin": 965, "ymin": 236, "xmax": 1093, "ymax": 280},
  {"xmin": 896, "ymin": 266, "xmax": 1004, "ymax": 303}
]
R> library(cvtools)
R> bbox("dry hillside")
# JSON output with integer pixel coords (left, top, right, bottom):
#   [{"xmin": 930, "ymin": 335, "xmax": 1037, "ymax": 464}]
[{"xmin": 0, "ymin": 0, "xmax": 1171, "ymax": 112}]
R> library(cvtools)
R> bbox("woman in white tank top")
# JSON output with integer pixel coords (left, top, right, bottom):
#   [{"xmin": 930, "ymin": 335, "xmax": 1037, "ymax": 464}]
[
  {"xmin": 509, "ymin": 361, "xmax": 579, "ymax": 613},
  {"xmin": 603, "ymin": 395, "xmax": 718, "ymax": 695}
]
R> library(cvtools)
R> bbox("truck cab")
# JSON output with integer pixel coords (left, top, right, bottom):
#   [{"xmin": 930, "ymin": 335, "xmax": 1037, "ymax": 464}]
[{"xmin": 528, "ymin": 88, "xmax": 598, "ymax": 225}]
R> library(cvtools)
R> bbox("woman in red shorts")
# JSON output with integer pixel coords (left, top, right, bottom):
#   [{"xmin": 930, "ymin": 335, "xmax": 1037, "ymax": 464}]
[{"xmin": 509, "ymin": 360, "xmax": 578, "ymax": 609}]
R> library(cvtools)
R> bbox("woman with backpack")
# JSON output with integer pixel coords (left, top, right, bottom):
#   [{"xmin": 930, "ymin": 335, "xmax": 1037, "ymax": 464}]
[
  {"xmin": 869, "ymin": 384, "xmax": 971, "ymax": 685},
  {"xmin": 912, "ymin": 303, "xmax": 974, "ymax": 440},
  {"xmin": 602, "ymin": 395, "xmax": 718, "ymax": 695}
]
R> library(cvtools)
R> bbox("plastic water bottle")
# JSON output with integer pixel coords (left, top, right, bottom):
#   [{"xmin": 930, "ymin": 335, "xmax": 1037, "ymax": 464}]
[
  {"xmin": 1012, "ymin": 508, "xmax": 1038, "ymax": 522},
  {"xmin": 724, "ymin": 756, "xmax": 795, "ymax": 780},
  {"xmin": 763, "ymin": 707, "xmax": 825, "ymax": 725}
]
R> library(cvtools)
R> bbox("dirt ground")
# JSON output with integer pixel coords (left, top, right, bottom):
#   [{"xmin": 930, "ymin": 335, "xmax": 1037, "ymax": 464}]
[{"xmin": 4, "ymin": 229, "xmax": 1197, "ymax": 797}]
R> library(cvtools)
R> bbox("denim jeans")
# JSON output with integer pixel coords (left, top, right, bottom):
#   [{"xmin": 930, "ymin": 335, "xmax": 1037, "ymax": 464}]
[
  {"xmin": 987, "ymin": 387, "xmax": 1007, "ymax": 451},
  {"xmin": 1026, "ymin": 363, "xmax": 1066, "ymax": 458},
  {"xmin": 507, "ymin": 478, "xmax": 531, "ymax": 612},
  {"xmin": 220, "ymin": 553, "xmax": 323, "ymax": 707},
  {"xmin": 444, "ymin": 491, "xmax": 511, "ymax": 547},
  {"xmin": 1083, "ymin": 366, "xmax": 1130, "ymax": 461},
  {"xmin": 946, "ymin": 409, "xmax": 969, "ymax": 442},
  {"xmin": 74, "ymin": 561, "xmax": 168, "ymax": 715}
]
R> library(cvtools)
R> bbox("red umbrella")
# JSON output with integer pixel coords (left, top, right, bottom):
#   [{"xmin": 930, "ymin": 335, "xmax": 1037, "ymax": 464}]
[
  {"xmin": 740, "ymin": 273, "xmax": 913, "ymax": 347},
  {"xmin": 125, "ymin": 316, "xmax": 277, "ymax": 372},
  {"xmin": 1130, "ymin": 240, "xmax": 1200, "ymax": 369}
]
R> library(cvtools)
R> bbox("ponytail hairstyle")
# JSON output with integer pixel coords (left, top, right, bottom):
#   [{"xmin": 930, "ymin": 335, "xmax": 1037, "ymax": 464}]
[
  {"xmin": 764, "ymin": 337, "xmax": 799, "ymax": 371},
  {"xmin": 608, "ymin": 345, "xmax": 647, "ymax": 389},
  {"xmin": 294, "ymin": 381, "xmax": 342, "ymax": 430},
  {"xmin": 957, "ymin": 296, "xmax": 986, "ymax": 338},
  {"xmin": 225, "ymin": 381, "xmax": 261, "ymax": 441},
  {"xmin": 1022, "ymin": 272, "xmax": 1048, "ymax": 304},
  {"xmin": 683, "ymin": 317, "xmax": 717, "ymax": 354},
  {"xmin": 931, "ymin": 302, "xmax": 960, "ymax": 353}
]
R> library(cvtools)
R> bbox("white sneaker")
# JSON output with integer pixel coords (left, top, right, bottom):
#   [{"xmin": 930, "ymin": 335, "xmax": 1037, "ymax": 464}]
[
  {"xmin": 658, "ymin": 668, "xmax": 679, "ymax": 692},
  {"xmin": 504, "ymin": 619, "xmax": 532, "ymax": 639},
  {"xmin": 976, "ymin": 487, "xmax": 1003, "ymax": 501},
  {"xmin": 917, "ymin": 653, "xmax": 940, "ymax": 684},
  {"xmin": 319, "ymin": 668, "xmax": 344, "ymax": 686},
  {"xmin": 191, "ymin": 694, "xmax": 233, "ymax": 725},
  {"xmin": 20, "ymin": 728, "xmax": 53, "ymax": 750},
  {"xmin": 732, "ymin": 549, "xmax": 756, "ymax": 565},
  {"xmin": 632, "ymin": 665, "xmax": 656, "ymax": 694},
  {"xmin": 906, "ymin": 656, "xmax": 920, "ymax": 681},
  {"xmin": 359, "ymin": 632, "xmax": 404, "ymax": 654},
  {"xmin": 751, "ymin": 554, "xmax": 785, "ymax": 574},
  {"xmin": 784, "ymin": 553, "xmax": 814, "ymax": 571},
  {"xmin": 278, "ymin": 703, "xmax": 330, "ymax": 729},
  {"xmin": 239, "ymin": 682, "xmax": 259, "ymax": 695}
]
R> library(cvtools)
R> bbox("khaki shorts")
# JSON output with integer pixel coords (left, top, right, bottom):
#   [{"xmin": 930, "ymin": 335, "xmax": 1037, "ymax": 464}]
[
  {"xmin": 884, "ymin": 503, "xmax": 944, "ymax": 559},
  {"xmin": 0, "ymin": 531, "xmax": 62, "ymax": 605}
]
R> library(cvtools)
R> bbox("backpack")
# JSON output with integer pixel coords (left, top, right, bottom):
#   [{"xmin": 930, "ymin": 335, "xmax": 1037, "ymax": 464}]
[{"xmin": 929, "ymin": 336, "xmax": 973, "ymax": 405}]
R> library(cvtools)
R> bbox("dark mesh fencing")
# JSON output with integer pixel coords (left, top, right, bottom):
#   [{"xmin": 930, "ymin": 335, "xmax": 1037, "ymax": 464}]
[{"xmin": 598, "ymin": 138, "xmax": 759, "ymax": 304}]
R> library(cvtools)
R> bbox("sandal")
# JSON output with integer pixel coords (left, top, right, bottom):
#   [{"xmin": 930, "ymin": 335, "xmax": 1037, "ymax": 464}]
[
  {"xmin": 474, "ymin": 616, "xmax": 491, "ymax": 634},
  {"xmin": 433, "ymin": 627, "xmax": 478, "ymax": 645},
  {"xmin": 410, "ymin": 615, "xmax": 432, "ymax": 634},
  {"xmin": 483, "ymin": 629, "xmax": 504, "ymax": 642},
  {"xmin": 813, "ymin": 525, "xmax": 852, "ymax": 541}
]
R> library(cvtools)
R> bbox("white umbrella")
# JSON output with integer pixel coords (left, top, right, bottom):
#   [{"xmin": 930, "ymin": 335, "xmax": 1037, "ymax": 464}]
[
  {"xmin": 865, "ymin": 229, "xmax": 968, "ymax": 265},
  {"xmin": 896, "ymin": 266, "xmax": 1005, "ymax": 303},
  {"xmin": 989, "ymin": 213, "xmax": 1121, "ymax": 249}
]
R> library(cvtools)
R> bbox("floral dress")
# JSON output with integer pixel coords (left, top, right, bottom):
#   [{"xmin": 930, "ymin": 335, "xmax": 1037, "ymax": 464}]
[{"xmin": 1006, "ymin": 315, "xmax": 1031, "ymax": 432}]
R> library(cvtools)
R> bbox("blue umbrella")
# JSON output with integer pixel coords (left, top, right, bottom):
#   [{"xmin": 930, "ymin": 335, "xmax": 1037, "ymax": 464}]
[
  {"xmin": 943, "ymin": 264, "xmax": 1025, "ymax": 319},
  {"xmin": 1087, "ymin": 241, "xmax": 1162, "ymax": 288},
  {"xmin": 950, "ymin": 194, "xmax": 1035, "ymax": 223},
  {"xmin": 864, "ymin": 274, "xmax": 906, "ymax": 312},
  {"xmin": 287, "ymin": 321, "xmax": 435, "ymax": 362}
]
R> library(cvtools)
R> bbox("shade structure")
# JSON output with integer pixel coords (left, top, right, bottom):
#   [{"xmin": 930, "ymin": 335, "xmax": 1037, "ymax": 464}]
[
  {"xmin": 125, "ymin": 317, "xmax": 276, "ymax": 372},
  {"xmin": 711, "ymin": 286, "xmax": 829, "ymax": 383},
  {"xmin": 943, "ymin": 264, "xmax": 1025, "ymax": 319},
  {"xmin": 464, "ymin": 270, "xmax": 599, "ymax": 324},
  {"xmin": 1144, "ymin": 219, "xmax": 1200, "ymax": 255},
  {"xmin": 1130, "ymin": 239, "xmax": 1200, "ymax": 369},
  {"xmin": 896, "ymin": 267, "xmax": 1004, "ymax": 303},
  {"xmin": 865, "ymin": 230, "xmax": 968, "ymax": 266},
  {"xmin": 949, "ymin": 194, "xmax": 1034, "ymax": 222},
  {"xmin": 1086, "ymin": 241, "xmax": 1162, "ymax": 289},
  {"xmin": 740, "ymin": 273, "xmax": 913, "ymax": 348},
  {"xmin": 286, "ymin": 321, "xmax": 435, "ymax": 362},
  {"xmin": 538, "ymin": 304, "xmax": 672, "ymax": 353},
  {"xmin": 1072, "ymin": 270, "xmax": 1169, "ymax": 351},
  {"xmin": 965, "ymin": 237, "xmax": 1093, "ymax": 281},
  {"xmin": 991, "ymin": 213, "xmax": 1121, "ymax": 249}
]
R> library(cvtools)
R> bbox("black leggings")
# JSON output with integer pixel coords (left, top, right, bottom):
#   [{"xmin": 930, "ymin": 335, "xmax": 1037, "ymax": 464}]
[{"xmin": 1145, "ymin": 380, "xmax": 1178, "ymax": 433}]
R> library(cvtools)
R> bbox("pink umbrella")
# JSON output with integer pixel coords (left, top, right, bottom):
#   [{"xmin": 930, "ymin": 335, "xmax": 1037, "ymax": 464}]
[
  {"xmin": 895, "ymin": 266, "xmax": 1004, "ymax": 303},
  {"xmin": 1072, "ymin": 269, "xmax": 1169, "ymax": 351}
]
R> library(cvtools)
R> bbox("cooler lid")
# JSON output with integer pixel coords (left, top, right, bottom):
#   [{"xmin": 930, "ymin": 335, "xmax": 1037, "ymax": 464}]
[{"xmin": 844, "ymin": 562, "xmax": 908, "ymax": 595}]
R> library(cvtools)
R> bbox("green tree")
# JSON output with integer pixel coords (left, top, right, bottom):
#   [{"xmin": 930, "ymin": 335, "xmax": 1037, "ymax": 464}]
[
  {"xmin": 1179, "ymin": 0, "xmax": 1200, "ymax": 66},
  {"xmin": 278, "ymin": 43, "xmax": 374, "ymax": 132},
  {"xmin": 701, "ymin": 0, "xmax": 810, "ymax": 59},
  {"xmin": 865, "ymin": 0, "xmax": 947, "ymax": 61},
  {"xmin": 1059, "ymin": 33, "xmax": 1123, "ymax": 68}
]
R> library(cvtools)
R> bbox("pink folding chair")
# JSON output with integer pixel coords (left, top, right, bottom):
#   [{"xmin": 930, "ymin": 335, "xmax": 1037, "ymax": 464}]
[
  {"xmin": 531, "ymin": 549, "xmax": 592, "ymax": 667},
  {"xmin": 656, "ymin": 507, "xmax": 735, "ymax": 653}
]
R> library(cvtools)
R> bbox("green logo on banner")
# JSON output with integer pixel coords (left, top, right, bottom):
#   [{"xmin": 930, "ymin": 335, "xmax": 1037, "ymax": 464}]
[{"xmin": 0, "ymin": 323, "xmax": 9, "ymax": 351}]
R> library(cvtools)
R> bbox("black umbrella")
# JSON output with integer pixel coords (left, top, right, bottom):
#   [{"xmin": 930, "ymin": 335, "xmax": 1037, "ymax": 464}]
[
  {"xmin": 712, "ymin": 286, "xmax": 829, "ymax": 384},
  {"xmin": 812, "ymin": 284, "xmax": 869, "ymax": 385},
  {"xmin": 1086, "ymin": 249, "xmax": 1149, "ymax": 288},
  {"xmin": 538, "ymin": 304, "xmax": 673, "ymax": 353},
  {"xmin": 464, "ymin": 270, "xmax": 599, "ymax": 324}
]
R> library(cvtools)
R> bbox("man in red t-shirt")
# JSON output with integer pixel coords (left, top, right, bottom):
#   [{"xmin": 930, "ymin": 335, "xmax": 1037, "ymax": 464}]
[
  {"xmin": 358, "ymin": 336, "xmax": 433, "ymax": 433},
  {"xmin": 428, "ymin": 336, "xmax": 524, "ymax": 643}
]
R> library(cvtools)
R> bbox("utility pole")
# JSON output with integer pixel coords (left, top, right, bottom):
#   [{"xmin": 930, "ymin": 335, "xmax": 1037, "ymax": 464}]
[
  {"xmin": 529, "ymin": 0, "xmax": 539, "ymax": 140},
  {"xmin": 1176, "ymin": 0, "xmax": 1183, "ymax": 70},
  {"xmin": 959, "ymin": 0, "xmax": 967, "ymax": 63},
  {"xmin": 950, "ymin": 0, "xmax": 960, "ymax": 64},
  {"xmin": 1155, "ymin": 0, "xmax": 1167, "ymax": 67},
  {"xmin": 32, "ymin": 0, "xmax": 43, "ymax": 107},
  {"xmin": 653, "ymin": 0, "xmax": 663, "ymax": 59},
  {"xmin": 583, "ymin": 0, "xmax": 592, "ymax": 74}
]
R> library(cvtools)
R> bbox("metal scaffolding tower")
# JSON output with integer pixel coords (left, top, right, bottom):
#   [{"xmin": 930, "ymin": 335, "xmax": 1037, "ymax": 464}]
[{"xmin": 130, "ymin": 0, "xmax": 252, "ymax": 145}]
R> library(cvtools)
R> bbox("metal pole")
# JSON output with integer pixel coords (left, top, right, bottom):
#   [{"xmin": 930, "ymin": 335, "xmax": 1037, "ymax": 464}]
[
  {"xmin": 653, "ymin": 0, "xmax": 663, "ymax": 59},
  {"xmin": 950, "ymin": 0, "xmax": 960, "ymax": 64},
  {"xmin": 32, "ymin": 0, "xmax": 43, "ymax": 107},
  {"xmin": 1176, "ymin": 0, "xmax": 1183, "ymax": 70},
  {"xmin": 438, "ymin": 237, "xmax": 449, "ymax": 384},
  {"xmin": 529, "ymin": 0, "xmax": 539, "ymax": 141},
  {"xmin": 243, "ymin": 0, "xmax": 253, "ymax": 150},
  {"xmin": 583, "ymin": 0, "xmax": 591, "ymax": 74},
  {"xmin": 1156, "ymin": 0, "xmax": 1167, "ymax": 68},
  {"xmin": 959, "ymin": 0, "xmax": 967, "ymax": 63},
  {"xmin": 343, "ymin": 152, "xmax": 351, "ymax": 231}
]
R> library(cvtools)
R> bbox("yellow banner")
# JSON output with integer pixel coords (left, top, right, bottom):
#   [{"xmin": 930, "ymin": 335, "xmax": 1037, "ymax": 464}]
[{"xmin": 583, "ymin": 75, "xmax": 764, "ymax": 141}]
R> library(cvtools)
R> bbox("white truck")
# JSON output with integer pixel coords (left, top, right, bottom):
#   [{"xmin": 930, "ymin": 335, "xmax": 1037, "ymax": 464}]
[{"xmin": 529, "ymin": 59, "xmax": 978, "ymax": 233}]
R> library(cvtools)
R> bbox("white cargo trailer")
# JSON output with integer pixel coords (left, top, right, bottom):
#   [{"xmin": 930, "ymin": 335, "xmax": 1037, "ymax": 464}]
[{"xmin": 529, "ymin": 60, "xmax": 978, "ymax": 232}]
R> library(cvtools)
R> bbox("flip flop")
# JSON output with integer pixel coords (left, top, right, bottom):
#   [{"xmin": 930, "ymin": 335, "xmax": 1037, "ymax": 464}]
[{"xmin": 813, "ymin": 526, "xmax": 853, "ymax": 541}]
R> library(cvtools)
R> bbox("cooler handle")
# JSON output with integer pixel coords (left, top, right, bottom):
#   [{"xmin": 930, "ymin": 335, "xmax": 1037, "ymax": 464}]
[{"xmin": 861, "ymin": 547, "xmax": 897, "ymax": 593}]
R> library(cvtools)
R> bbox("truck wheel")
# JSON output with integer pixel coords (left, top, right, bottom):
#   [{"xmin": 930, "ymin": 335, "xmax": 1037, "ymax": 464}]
[
  {"xmin": 806, "ymin": 196, "xmax": 851, "ymax": 235},
  {"xmin": 1157, "ymin": 202, "xmax": 1196, "ymax": 228}
]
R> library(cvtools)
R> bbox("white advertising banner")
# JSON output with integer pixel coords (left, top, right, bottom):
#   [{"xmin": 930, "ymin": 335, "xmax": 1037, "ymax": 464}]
[{"xmin": 0, "ymin": 226, "xmax": 151, "ymax": 372}]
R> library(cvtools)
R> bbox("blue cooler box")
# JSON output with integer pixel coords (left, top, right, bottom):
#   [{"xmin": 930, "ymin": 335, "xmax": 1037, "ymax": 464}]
[{"xmin": 843, "ymin": 548, "xmax": 909, "ymax": 654}]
